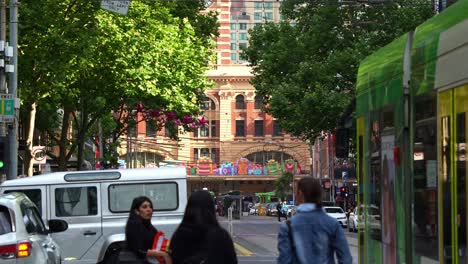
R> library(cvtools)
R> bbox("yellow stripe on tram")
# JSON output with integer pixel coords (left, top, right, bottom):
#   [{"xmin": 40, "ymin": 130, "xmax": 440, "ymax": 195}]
[{"xmin": 234, "ymin": 242, "xmax": 254, "ymax": 256}]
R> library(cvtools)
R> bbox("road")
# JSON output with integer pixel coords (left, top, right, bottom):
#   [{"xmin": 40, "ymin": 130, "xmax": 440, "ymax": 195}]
[{"xmin": 219, "ymin": 215, "xmax": 358, "ymax": 264}]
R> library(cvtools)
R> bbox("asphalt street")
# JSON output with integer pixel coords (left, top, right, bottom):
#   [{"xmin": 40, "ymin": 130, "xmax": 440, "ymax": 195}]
[{"xmin": 219, "ymin": 215, "xmax": 358, "ymax": 264}]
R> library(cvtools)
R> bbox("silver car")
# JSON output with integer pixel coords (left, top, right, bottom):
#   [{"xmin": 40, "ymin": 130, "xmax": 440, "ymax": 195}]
[{"xmin": 0, "ymin": 192, "xmax": 68, "ymax": 264}]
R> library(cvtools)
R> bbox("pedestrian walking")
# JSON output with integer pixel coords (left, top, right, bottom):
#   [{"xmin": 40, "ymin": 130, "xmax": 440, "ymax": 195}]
[
  {"xmin": 125, "ymin": 196, "xmax": 172, "ymax": 264},
  {"xmin": 169, "ymin": 190, "xmax": 237, "ymax": 264},
  {"xmin": 277, "ymin": 178, "xmax": 352, "ymax": 264},
  {"xmin": 277, "ymin": 200, "xmax": 287, "ymax": 221}
]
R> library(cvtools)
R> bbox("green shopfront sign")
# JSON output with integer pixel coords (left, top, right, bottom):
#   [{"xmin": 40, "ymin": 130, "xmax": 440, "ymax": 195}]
[{"xmin": 0, "ymin": 94, "xmax": 16, "ymax": 122}]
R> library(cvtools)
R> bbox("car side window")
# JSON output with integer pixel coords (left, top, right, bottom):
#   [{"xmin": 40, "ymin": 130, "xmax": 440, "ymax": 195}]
[
  {"xmin": 4, "ymin": 189, "xmax": 42, "ymax": 214},
  {"xmin": 20, "ymin": 203, "xmax": 47, "ymax": 235},
  {"xmin": 55, "ymin": 187, "xmax": 98, "ymax": 217},
  {"xmin": 0, "ymin": 206, "xmax": 12, "ymax": 235}
]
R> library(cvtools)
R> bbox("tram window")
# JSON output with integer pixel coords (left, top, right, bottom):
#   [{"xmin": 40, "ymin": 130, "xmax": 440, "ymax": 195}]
[
  {"xmin": 413, "ymin": 93, "xmax": 438, "ymax": 261},
  {"xmin": 457, "ymin": 112, "xmax": 466, "ymax": 263},
  {"xmin": 369, "ymin": 111, "xmax": 382, "ymax": 244}
]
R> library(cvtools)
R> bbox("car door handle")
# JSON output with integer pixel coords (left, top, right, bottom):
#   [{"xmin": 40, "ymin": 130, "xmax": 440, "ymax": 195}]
[{"xmin": 83, "ymin": 231, "xmax": 97, "ymax": 236}]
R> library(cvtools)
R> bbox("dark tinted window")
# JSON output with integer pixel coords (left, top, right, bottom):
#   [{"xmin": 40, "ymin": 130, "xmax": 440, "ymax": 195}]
[
  {"xmin": 4, "ymin": 189, "xmax": 42, "ymax": 214},
  {"xmin": 55, "ymin": 187, "xmax": 98, "ymax": 217},
  {"xmin": 0, "ymin": 206, "xmax": 12, "ymax": 235},
  {"xmin": 325, "ymin": 207, "xmax": 344, "ymax": 214},
  {"xmin": 21, "ymin": 203, "xmax": 47, "ymax": 234}
]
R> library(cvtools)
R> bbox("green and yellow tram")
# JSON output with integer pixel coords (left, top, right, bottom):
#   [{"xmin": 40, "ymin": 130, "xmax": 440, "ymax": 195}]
[{"xmin": 355, "ymin": 1, "xmax": 468, "ymax": 263}]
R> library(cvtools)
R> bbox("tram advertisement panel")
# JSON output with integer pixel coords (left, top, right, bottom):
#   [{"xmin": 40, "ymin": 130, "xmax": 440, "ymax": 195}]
[{"xmin": 381, "ymin": 134, "xmax": 396, "ymax": 263}]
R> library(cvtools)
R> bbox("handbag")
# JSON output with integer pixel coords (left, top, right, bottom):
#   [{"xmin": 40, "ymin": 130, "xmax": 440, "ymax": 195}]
[
  {"xmin": 286, "ymin": 220, "xmax": 302, "ymax": 264},
  {"xmin": 147, "ymin": 231, "xmax": 169, "ymax": 264}
]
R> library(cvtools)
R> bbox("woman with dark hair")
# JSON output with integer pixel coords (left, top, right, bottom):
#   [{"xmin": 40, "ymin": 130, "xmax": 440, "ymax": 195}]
[
  {"xmin": 169, "ymin": 191, "xmax": 237, "ymax": 264},
  {"xmin": 125, "ymin": 196, "xmax": 172, "ymax": 264}
]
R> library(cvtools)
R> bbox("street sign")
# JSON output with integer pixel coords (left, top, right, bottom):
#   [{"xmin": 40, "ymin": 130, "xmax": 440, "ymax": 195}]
[
  {"xmin": 32, "ymin": 146, "xmax": 47, "ymax": 164},
  {"xmin": 100, "ymin": 0, "xmax": 131, "ymax": 15},
  {"xmin": 0, "ymin": 94, "xmax": 17, "ymax": 122}
]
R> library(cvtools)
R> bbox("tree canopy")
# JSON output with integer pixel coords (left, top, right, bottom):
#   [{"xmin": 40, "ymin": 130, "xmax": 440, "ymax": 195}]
[
  {"xmin": 243, "ymin": 0, "xmax": 435, "ymax": 141},
  {"xmin": 18, "ymin": 0, "xmax": 218, "ymax": 171}
]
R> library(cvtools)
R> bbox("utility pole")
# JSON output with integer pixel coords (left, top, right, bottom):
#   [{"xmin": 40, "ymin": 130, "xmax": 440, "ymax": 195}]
[
  {"xmin": 7, "ymin": 0, "xmax": 18, "ymax": 179},
  {"xmin": 0, "ymin": 0, "xmax": 6, "ymax": 178}
]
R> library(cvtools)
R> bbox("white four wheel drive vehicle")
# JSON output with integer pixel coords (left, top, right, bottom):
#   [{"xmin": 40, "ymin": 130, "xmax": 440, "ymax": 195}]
[
  {"xmin": 0, "ymin": 192, "xmax": 68, "ymax": 264},
  {"xmin": 0, "ymin": 167, "xmax": 187, "ymax": 264}
]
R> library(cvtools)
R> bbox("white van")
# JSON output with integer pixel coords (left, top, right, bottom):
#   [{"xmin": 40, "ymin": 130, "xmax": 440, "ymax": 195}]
[{"xmin": 0, "ymin": 167, "xmax": 187, "ymax": 264}]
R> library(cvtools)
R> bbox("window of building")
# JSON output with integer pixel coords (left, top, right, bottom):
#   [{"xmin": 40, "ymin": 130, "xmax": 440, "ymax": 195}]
[
  {"xmin": 200, "ymin": 97, "xmax": 215, "ymax": 110},
  {"xmin": 239, "ymin": 23, "xmax": 247, "ymax": 30},
  {"xmin": 146, "ymin": 122, "xmax": 156, "ymax": 137},
  {"xmin": 211, "ymin": 148, "xmax": 217, "ymax": 164},
  {"xmin": 265, "ymin": 2, "xmax": 273, "ymax": 9},
  {"xmin": 165, "ymin": 127, "xmax": 176, "ymax": 138},
  {"xmin": 109, "ymin": 183, "xmax": 178, "ymax": 212},
  {"xmin": 265, "ymin": 12, "xmax": 273, "ymax": 21},
  {"xmin": 193, "ymin": 148, "xmax": 219, "ymax": 164},
  {"xmin": 200, "ymin": 148, "xmax": 210, "ymax": 157},
  {"xmin": 254, "ymin": 12, "xmax": 263, "ymax": 20},
  {"xmin": 273, "ymin": 121, "xmax": 283, "ymax": 136},
  {"xmin": 200, "ymin": 126, "xmax": 209, "ymax": 137},
  {"xmin": 230, "ymin": 33, "xmax": 236, "ymax": 40},
  {"xmin": 230, "ymin": 43, "xmax": 237, "ymax": 50},
  {"xmin": 255, "ymin": 23, "xmax": 263, "ymax": 28},
  {"xmin": 254, "ymin": 95, "xmax": 263, "ymax": 109},
  {"xmin": 128, "ymin": 126, "xmax": 136, "ymax": 137},
  {"xmin": 239, "ymin": 42, "xmax": 247, "ymax": 50},
  {"xmin": 211, "ymin": 120, "xmax": 217, "ymax": 137},
  {"xmin": 255, "ymin": 120, "xmax": 264, "ymax": 137},
  {"xmin": 239, "ymin": 33, "xmax": 248, "ymax": 40},
  {"xmin": 236, "ymin": 120, "xmax": 245, "ymax": 137},
  {"xmin": 235, "ymin": 95, "xmax": 245, "ymax": 109},
  {"xmin": 230, "ymin": 23, "xmax": 237, "ymax": 30},
  {"xmin": 254, "ymin": 2, "xmax": 263, "ymax": 9},
  {"xmin": 55, "ymin": 187, "xmax": 98, "ymax": 217},
  {"xmin": 231, "ymin": 53, "xmax": 237, "ymax": 61}
]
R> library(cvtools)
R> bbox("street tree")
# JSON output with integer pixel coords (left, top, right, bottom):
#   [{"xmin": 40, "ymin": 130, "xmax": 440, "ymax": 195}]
[
  {"xmin": 243, "ymin": 0, "xmax": 435, "ymax": 141},
  {"xmin": 19, "ymin": 0, "xmax": 218, "ymax": 173}
]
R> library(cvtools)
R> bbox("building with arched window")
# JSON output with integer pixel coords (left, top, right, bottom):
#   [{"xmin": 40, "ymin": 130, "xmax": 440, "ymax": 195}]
[{"xmin": 119, "ymin": 0, "xmax": 312, "ymax": 198}]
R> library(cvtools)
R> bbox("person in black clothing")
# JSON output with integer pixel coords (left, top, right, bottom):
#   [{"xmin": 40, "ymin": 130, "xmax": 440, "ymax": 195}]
[
  {"xmin": 125, "ymin": 196, "xmax": 172, "ymax": 264},
  {"xmin": 277, "ymin": 200, "xmax": 287, "ymax": 222},
  {"xmin": 169, "ymin": 191, "xmax": 237, "ymax": 264}
]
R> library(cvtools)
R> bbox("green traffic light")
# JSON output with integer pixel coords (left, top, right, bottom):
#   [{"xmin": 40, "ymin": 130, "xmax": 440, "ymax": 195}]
[{"xmin": 0, "ymin": 161, "xmax": 3, "ymax": 168}]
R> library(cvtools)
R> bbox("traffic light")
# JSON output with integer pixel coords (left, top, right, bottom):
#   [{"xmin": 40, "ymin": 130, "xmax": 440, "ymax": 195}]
[{"xmin": 340, "ymin": 187, "xmax": 348, "ymax": 197}]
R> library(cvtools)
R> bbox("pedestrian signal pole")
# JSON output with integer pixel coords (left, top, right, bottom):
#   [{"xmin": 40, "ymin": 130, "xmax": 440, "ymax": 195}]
[{"xmin": 7, "ymin": 0, "xmax": 18, "ymax": 179}]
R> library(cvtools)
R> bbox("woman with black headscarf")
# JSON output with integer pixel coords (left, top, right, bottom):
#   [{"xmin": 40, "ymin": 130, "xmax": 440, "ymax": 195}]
[
  {"xmin": 169, "ymin": 191, "xmax": 237, "ymax": 264},
  {"xmin": 125, "ymin": 196, "xmax": 172, "ymax": 264}
]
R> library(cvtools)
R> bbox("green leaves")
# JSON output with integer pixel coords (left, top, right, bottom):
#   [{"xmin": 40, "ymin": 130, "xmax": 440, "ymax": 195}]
[
  {"xmin": 18, "ymin": 0, "xmax": 218, "ymax": 168},
  {"xmin": 244, "ymin": 0, "xmax": 435, "ymax": 140}
]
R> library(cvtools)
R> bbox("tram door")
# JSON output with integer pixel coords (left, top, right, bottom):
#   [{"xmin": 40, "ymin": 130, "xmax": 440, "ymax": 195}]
[{"xmin": 439, "ymin": 85, "xmax": 468, "ymax": 264}]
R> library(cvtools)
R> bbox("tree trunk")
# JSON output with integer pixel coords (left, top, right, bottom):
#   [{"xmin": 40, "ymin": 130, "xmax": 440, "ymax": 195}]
[
  {"xmin": 76, "ymin": 111, "xmax": 89, "ymax": 171},
  {"xmin": 58, "ymin": 109, "xmax": 71, "ymax": 171},
  {"xmin": 25, "ymin": 102, "xmax": 36, "ymax": 176}
]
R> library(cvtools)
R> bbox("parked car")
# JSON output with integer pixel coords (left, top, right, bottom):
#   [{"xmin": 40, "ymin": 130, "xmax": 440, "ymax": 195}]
[
  {"xmin": 266, "ymin": 203, "xmax": 278, "ymax": 216},
  {"xmin": 323, "ymin": 206, "xmax": 348, "ymax": 227},
  {"xmin": 0, "ymin": 192, "xmax": 68, "ymax": 264},
  {"xmin": 348, "ymin": 205, "xmax": 381, "ymax": 232},
  {"xmin": 249, "ymin": 203, "xmax": 260, "ymax": 215}
]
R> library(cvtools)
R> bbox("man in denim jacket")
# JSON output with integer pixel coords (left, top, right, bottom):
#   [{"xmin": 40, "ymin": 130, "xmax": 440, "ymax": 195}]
[{"xmin": 277, "ymin": 178, "xmax": 352, "ymax": 264}]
